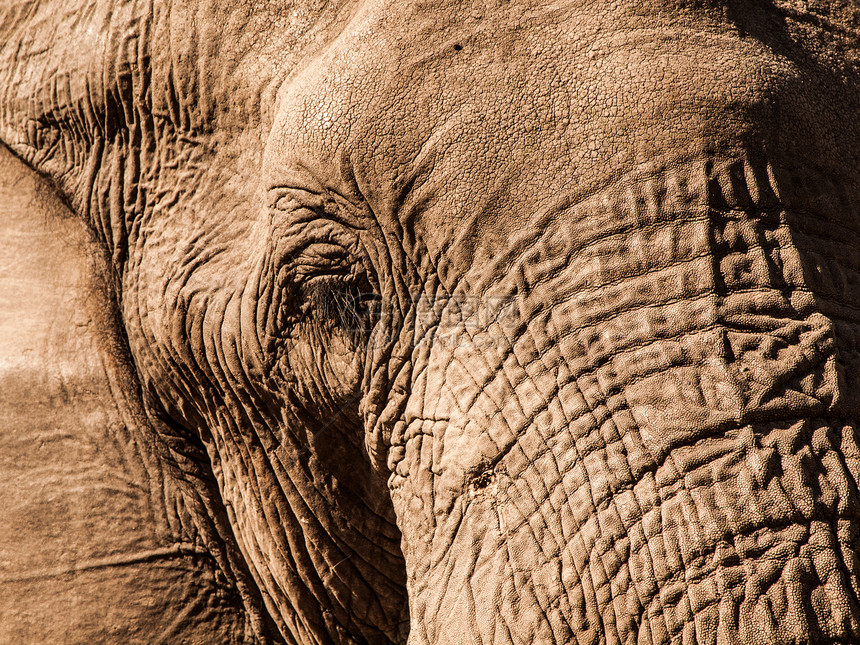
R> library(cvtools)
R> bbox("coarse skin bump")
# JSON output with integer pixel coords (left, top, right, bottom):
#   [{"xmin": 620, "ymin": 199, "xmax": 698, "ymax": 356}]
[{"xmin": 2, "ymin": 1, "xmax": 860, "ymax": 644}]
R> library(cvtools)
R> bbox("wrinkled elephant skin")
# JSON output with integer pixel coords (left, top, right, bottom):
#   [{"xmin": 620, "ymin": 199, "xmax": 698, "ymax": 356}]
[{"xmin": 2, "ymin": 1, "xmax": 860, "ymax": 644}]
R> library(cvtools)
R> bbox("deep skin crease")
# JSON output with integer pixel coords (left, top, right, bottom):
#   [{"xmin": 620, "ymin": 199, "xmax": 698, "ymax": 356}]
[{"xmin": 3, "ymin": 0, "xmax": 860, "ymax": 643}]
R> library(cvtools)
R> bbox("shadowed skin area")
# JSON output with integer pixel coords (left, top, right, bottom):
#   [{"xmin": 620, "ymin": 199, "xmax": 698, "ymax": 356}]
[{"xmin": 2, "ymin": 0, "xmax": 860, "ymax": 643}]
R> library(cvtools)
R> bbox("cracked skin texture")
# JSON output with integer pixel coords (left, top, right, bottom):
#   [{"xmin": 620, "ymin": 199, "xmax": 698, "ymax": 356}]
[{"xmin": 2, "ymin": 0, "xmax": 860, "ymax": 643}]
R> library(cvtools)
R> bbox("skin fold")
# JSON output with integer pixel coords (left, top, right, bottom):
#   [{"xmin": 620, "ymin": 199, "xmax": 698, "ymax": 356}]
[
  {"xmin": 0, "ymin": 141, "xmax": 261, "ymax": 644},
  {"xmin": 2, "ymin": 0, "xmax": 860, "ymax": 643}
]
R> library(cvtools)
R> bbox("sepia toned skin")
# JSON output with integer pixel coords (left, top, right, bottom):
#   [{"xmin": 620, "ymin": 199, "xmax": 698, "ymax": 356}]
[{"xmin": 2, "ymin": 0, "xmax": 860, "ymax": 643}]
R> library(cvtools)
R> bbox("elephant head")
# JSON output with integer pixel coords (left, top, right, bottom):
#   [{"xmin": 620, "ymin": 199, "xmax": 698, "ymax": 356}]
[{"xmin": 3, "ymin": 0, "xmax": 860, "ymax": 643}]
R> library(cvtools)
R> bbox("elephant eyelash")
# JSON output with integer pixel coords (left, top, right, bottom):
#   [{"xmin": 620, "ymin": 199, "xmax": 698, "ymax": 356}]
[{"xmin": 303, "ymin": 275, "xmax": 382, "ymax": 346}]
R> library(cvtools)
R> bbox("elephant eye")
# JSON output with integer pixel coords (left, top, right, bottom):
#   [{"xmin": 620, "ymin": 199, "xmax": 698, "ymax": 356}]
[{"xmin": 303, "ymin": 273, "xmax": 381, "ymax": 347}]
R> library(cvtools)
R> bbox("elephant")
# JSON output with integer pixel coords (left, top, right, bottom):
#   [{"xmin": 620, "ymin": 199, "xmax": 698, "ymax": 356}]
[{"xmin": 2, "ymin": 0, "xmax": 860, "ymax": 643}]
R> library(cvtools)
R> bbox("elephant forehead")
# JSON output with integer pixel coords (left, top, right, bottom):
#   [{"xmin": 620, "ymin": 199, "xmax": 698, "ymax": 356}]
[{"xmin": 263, "ymin": 1, "xmax": 847, "ymax": 267}]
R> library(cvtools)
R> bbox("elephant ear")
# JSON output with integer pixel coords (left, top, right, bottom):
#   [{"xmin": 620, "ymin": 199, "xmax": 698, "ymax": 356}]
[{"xmin": 0, "ymin": 143, "xmax": 276, "ymax": 644}]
